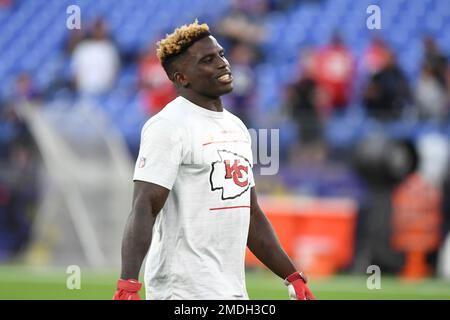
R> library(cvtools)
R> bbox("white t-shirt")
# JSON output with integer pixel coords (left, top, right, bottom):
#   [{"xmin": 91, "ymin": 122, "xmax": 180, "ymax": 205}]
[{"xmin": 133, "ymin": 96, "xmax": 255, "ymax": 300}]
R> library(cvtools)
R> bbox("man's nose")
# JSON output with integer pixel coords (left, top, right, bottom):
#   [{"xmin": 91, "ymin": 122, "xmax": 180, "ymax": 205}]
[{"xmin": 217, "ymin": 56, "xmax": 229, "ymax": 69}]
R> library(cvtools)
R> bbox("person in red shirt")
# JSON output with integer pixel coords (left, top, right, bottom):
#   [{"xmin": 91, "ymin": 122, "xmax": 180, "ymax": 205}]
[{"xmin": 313, "ymin": 33, "xmax": 355, "ymax": 118}]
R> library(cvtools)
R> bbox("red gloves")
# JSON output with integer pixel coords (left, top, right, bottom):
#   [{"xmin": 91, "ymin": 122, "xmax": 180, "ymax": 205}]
[
  {"xmin": 113, "ymin": 279, "xmax": 142, "ymax": 300},
  {"xmin": 284, "ymin": 271, "xmax": 316, "ymax": 300}
]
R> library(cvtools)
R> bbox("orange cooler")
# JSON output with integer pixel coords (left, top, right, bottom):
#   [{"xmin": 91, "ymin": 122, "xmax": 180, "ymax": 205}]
[{"xmin": 245, "ymin": 196, "xmax": 357, "ymax": 278}]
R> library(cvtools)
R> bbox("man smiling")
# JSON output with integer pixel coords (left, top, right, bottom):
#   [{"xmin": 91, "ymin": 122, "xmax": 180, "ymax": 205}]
[{"xmin": 113, "ymin": 20, "xmax": 314, "ymax": 300}]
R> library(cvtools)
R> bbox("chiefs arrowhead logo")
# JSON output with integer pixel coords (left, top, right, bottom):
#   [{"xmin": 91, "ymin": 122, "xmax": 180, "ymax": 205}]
[{"xmin": 210, "ymin": 150, "xmax": 251, "ymax": 200}]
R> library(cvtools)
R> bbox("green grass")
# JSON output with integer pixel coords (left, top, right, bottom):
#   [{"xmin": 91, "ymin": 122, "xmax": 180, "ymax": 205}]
[{"xmin": 0, "ymin": 265, "xmax": 448, "ymax": 300}]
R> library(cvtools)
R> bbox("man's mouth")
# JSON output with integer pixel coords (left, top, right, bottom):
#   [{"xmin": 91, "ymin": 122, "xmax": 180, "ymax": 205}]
[{"xmin": 216, "ymin": 73, "xmax": 233, "ymax": 84}]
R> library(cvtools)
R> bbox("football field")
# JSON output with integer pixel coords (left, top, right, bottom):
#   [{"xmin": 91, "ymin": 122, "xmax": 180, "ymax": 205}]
[{"xmin": 0, "ymin": 266, "xmax": 448, "ymax": 300}]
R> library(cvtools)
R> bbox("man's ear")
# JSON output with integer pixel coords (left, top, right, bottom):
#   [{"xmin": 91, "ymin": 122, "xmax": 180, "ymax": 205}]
[{"xmin": 173, "ymin": 71, "xmax": 189, "ymax": 88}]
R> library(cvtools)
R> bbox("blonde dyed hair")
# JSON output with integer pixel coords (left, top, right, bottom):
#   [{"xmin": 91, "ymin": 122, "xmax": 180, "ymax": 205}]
[{"xmin": 156, "ymin": 20, "xmax": 211, "ymax": 65}]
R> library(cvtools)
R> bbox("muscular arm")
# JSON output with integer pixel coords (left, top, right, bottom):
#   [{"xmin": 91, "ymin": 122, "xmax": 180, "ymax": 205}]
[
  {"xmin": 120, "ymin": 181, "xmax": 170, "ymax": 280},
  {"xmin": 247, "ymin": 187, "xmax": 297, "ymax": 279}
]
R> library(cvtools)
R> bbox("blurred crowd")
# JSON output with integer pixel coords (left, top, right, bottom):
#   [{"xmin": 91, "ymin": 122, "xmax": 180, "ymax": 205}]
[{"xmin": 0, "ymin": 0, "xmax": 449, "ymax": 276}]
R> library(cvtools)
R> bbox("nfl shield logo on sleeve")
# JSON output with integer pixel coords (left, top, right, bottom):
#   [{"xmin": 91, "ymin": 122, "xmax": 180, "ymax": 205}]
[{"xmin": 139, "ymin": 157, "xmax": 146, "ymax": 168}]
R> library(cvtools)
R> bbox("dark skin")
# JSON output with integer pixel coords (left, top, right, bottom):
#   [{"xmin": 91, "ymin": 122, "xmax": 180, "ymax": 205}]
[
  {"xmin": 170, "ymin": 35, "xmax": 232, "ymax": 112},
  {"xmin": 120, "ymin": 35, "xmax": 297, "ymax": 281}
]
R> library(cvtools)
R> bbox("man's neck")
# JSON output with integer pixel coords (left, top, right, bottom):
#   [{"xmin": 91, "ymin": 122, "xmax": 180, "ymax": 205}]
[{"xmin": 178, "ymin": 91, "xmax": 224, "ymax": 112}]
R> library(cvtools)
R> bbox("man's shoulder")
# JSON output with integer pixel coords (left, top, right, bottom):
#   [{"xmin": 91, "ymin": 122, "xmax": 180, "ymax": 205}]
[
  {"xmin": 141, "ymin": 97, "xmax": 187, "ymax": 135},
  {"xmin": 224, "ymin": 109, "xmax": 250, "ymax": 132}
]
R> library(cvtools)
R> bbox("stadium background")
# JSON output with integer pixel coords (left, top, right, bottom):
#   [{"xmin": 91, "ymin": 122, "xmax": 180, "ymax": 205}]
[{"xmin": 0, "ymin": 0, "xmax": 449, "ymax": 299}]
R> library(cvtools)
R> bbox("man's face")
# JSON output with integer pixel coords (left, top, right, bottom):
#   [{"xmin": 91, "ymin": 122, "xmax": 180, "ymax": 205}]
[{"xmin": 179, "ymin": 36, "xmax": 233, "ymax": 98}]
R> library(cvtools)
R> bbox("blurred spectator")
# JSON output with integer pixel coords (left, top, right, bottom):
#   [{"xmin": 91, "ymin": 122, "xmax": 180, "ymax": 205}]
[
  {"xmin": 225, "ymin": 42, "xmax": 257, "ymax": 126},
  {"xmin": 423, "ymin": 36, "xmax": 448, "ymax": 89},
  {"xmin": 71, "ymin": 18, "xmax": 120, "ymax": 95},
  {"xmin": 363, "ymin": 52, "xmax": 411, "ymax": 121},
  {"xmin": 138, "ymin": 45, "xmax": 176, "ymax": 115},
  {"xmin": 215, "ymin": 0, "xmax": 267, "ymax": 64},
  {"xmin": 0, "ymin": 132, "xmax": 39, "ymax": 260},
  {"xmin": 0, "ymin": 73, "xmax": 40, "ymax": 261},
  {"xmin": 3, "ymin": 73, "xmax": 41, "ymax": 143},
  {"xmin": 414, "ymin": 38, "xmax": 449, "ymax": 123},
  {"xmin": 313, "ymin": 33, "xmax": 355, "ymax": 118},
  {"xmin": 362, "ymin": 37, "xmax": 392, "ymax": 75},
  {"xmin": 284, "ymin": 49, "xmax": 322, "ymax": 144},
  {"xmin": 2, "ymin": 73, "xmax": 40, "ymax": 170},
  {"xmin": 217, "ymin": 0, "xmax": 267, "ymax": 46},
  {"xmin": 417, "ymin": 133, "xmax": 449, "ymax": 188},
  {"xmin": 415, "ymin": 63, "xmax": 449, "ymax": 123},
  {"xmin": 352, "ymin": 137, "xmax": 419, "ymax": 273}
]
